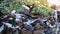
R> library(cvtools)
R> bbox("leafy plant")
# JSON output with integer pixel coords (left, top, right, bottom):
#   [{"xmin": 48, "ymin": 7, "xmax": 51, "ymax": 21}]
[
  {"xmin": 20, "ymin": 0, "xmax": 49, "ymax": 6},
  {"xmin": 0, "ymin": 0, "xmax": 54, "ymax": 17},
  {"xmin": 31, "ymin": 6, "xmax": 54, "ymax": 16},
  {"xmin": 0, "ymin": 0, "xmax": 24, "ymax": 14}
]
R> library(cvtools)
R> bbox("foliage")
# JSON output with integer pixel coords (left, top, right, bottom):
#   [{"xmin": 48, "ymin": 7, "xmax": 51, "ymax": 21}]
[
  {"xmin": 20, "ymin": 0, "xmax": 53, "ymax": 16},
  {"xmin": 0, "ymin": 0, "xmax": 25, "ymax": 14},
  {"xmin": 0, "ymin": 0, "xmax": 54, "ymax": 16},
  {"xmin": 20, "ymin": 0, "xmax": 49, "ymax": 6},
  {"xmin": 31, "ymin": 6, "xmax": 54, "ymax": 16}
]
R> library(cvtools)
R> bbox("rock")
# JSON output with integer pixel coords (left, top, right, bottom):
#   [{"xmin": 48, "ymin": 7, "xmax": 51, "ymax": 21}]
[
  {"xmin": 0, "ymin": 25, "xmax": 4, "ymax": 32},
  {"xmin": 57, "ymin": 11, "xmax": 60, "ymax": 22},
  {"xmin": 22, "ymin": 30, "xmax": 32, "ymax": 34},
  {"xmin": 44, "ymin": 27, "xmax": 53, "ymax": 34},
  {"xmin": 34, "ymin": 30, "xmax": 44, "ymax": 34},
  {"xmin": 31, "ymin": 20, "xmax": 44, "ymax": 26},
  {"xmin": 11, "ymin": 10, "xmax": 16, "ymax": 15},
  {"xmin": 24, "ymin": 24, "xmax": 34, "ymax": 30},
  {"xmin": 15, "ymin": 14, "xmax": 28, "ymax": 22}
]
